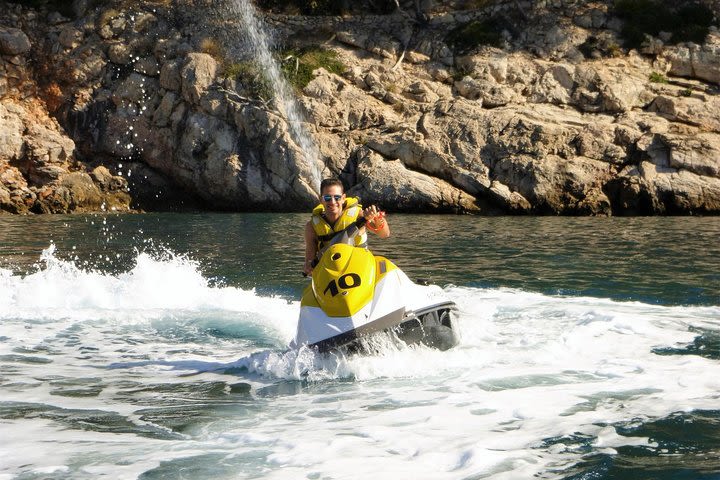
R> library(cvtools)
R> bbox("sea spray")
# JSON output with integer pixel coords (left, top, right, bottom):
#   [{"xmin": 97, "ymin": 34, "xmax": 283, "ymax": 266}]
[
  {"xmin": 226, "ymin": 0, "xmax": 323, "ymax": 193},
  {"xmin": 2, "ymin": 249, "xmax": 720, "ymax": 478},
  {"xmin": 0, "ymin": 245, "xmax": 295, "ymax": 347}
]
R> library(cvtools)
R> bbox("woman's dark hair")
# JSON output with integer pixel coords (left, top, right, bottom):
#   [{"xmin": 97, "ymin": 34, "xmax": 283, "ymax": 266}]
[{"xmin": 320, "ymin": 178, "xmax": 344, "ymax": 193}]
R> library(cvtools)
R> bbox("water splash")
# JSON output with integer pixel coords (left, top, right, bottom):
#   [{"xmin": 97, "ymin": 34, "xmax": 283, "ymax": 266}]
[
  {"xmin": 228, "ymin": 0, "xmax": 323, "ymax": 193},
  {"xmin": 0, "ymin": 244, "xmax": 295, "ymax": 346},
  {"xmin": 3, "ymin": 244, "xmax": 720, "ymax": 479}
]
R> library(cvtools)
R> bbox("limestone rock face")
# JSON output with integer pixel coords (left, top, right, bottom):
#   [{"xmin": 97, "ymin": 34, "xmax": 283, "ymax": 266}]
[
  {"xmin": 662, "ymin": 37, "xmax": 720, "ymax": 84},
  {"xmin": 58, "ymin": 26, "xmax": 83, "ymax": 49},
  {"xmin": 159, "ymin": 60, "xmax": 182, "ymax": 91},
  {"xmin": 348, "ymin": 148, "xmax": 481, "ymax": 213},
  {"xmin": 0, "ymin": 29, "xmax": 131, "ymax": 215},
  {"xmin": 59, "ymin": 172, "xmax": 104, "ymax": 209},
  {"xmin": 181, "ymin": 53, "xmax": 217, "ymax": 104},
  {"xmin": 21, "ymin": 123, "xmax": 75, "ymax": 183},
  {"xmin": 0, "ymin": 27, "xmax": 31, "ymax": 55},
  {"xmin": 108, "ymin": 43, "xmax": 132, "ymax": 64},
  {"xmin": 0, "ymin": 103, "xmax": 25, "ymax": 160},
  {"xmin": 0, "ymin": 98, "xmax": 132, "ymax": 213},
  {"xmin": 1, "ymin": 0, "xmax": 719, "ymax": 215}
]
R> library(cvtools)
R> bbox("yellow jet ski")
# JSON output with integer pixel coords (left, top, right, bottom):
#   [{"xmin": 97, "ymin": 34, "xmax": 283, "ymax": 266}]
[{"xmin": 291, "ymin": 218, "xmax": 459, "ymax": 353}]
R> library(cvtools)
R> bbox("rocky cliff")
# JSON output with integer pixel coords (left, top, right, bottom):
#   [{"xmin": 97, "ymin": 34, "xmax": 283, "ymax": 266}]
[
  {"xmin": 0, "ymin": 14, "xmax": 131, "ymax": 213},
  {"xmin": 1, "ymin": 0, "xmax": 719, "ymax": 214}
]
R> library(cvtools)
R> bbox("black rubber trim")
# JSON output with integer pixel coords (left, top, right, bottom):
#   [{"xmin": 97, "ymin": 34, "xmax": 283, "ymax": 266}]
[
  {"xmin": 309, "ymin": 301, "xmax": 458, "ymax": 353},
  {"xmin": 309, "ymin": 307, "xmax": 405, "ymax": 353}
]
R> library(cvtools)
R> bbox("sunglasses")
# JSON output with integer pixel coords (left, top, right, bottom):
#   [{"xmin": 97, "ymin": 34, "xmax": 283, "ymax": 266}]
[{"xmin": 322, "ymin": 194, "xmax": 343, "ymax": 202}]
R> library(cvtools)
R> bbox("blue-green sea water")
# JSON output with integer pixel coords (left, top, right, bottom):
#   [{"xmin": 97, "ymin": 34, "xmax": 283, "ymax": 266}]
[{"xmin": 0, "ymin": 213, "xmax": 719, "ymax": 479}]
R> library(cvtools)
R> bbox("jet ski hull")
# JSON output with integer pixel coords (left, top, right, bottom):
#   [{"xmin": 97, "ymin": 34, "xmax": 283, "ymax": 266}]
[
  {"xmin": 293, "ymin": 245, "xmax": 460, "ymax": 354},
  {"xmin": 308, "ymin": 301, "xmax": 459, "ymax": 354}
]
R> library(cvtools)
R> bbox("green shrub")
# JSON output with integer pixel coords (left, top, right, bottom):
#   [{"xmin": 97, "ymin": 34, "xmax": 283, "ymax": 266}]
[
  {"xmin": 385, "ymin": 82, "xmax": 399, "ymax": 94},
  {"xmin": 222, "ymin": 48, "xmax": 343, "ymax": 99},
  {"xmin": 280, "ymin": 47, "xmax": 345, "ymax": 91},
  {"xmin": 446, "ymin": 18, "xmax": 504, "ymax": 54},
  {"xmin": 649, "ymin": 71, "xmax": 668, "ymax": 83},
  {"xmin": 393, "ymin": 101, "xmax": 412, "ymax": 115},
  {"xmin": 579, "ymin": 36, "xmax": 601, "ymax": 58},
  {"xmin": 615, "ymin": 0, "xmax": 714, "ymax": 49},
  {"xmin": 223, "ymin": 61, "xmax": 273, "ymax": 100}
]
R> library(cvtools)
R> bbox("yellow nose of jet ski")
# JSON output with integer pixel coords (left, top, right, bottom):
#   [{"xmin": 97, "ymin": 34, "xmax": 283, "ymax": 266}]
[{"xmin": 311, "ymin": 244, "xmax": 375, "ymax": 317}]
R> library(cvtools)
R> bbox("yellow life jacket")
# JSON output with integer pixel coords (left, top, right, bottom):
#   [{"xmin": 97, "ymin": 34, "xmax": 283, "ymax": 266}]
[{"xmin": 311, "ymin": 196, "xmax": 367, "ymax": 251}]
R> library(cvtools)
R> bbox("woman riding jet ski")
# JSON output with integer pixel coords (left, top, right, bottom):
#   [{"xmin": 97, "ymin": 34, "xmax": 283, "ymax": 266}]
[{"xmin": 292, "ymin": 178, "xmax": 459, "ymax": 353}]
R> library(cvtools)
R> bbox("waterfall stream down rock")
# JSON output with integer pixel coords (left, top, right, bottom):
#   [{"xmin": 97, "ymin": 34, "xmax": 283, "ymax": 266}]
[{"xmin": 228, "ymin": 0, "xmax": 324, "ymax": 196}]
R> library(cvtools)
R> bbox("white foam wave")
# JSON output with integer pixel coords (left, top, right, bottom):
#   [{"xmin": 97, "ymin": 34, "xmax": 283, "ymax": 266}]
[
  {"xmin": 2, "ymin": 246, "xmax": 720, "ymax": 479},
  {"xmin": 220, "ymin": 284, "xmax": 719, "ymax": 479},
  {"xmin": 225, "ymin": 285, "xmax": 720, "ymax": 388},
  {"xmin": 0, "ymin": 244, "xmax": 298, "ymax": 346},
  {"xmin": 2, "ymin": 245, "xmax": 718, "ymax": 383}
]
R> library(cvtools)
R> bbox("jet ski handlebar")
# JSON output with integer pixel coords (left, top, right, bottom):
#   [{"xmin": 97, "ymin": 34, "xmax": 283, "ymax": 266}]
[{"xmin": 302, "ymin": 217, "xmax": 368, "ymax": 277}]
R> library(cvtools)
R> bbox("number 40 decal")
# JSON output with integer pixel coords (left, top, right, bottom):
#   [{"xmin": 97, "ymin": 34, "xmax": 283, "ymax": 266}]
[{"xmin": 323, "ymin": 273, "xmax": 361, "ymax": 297}]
